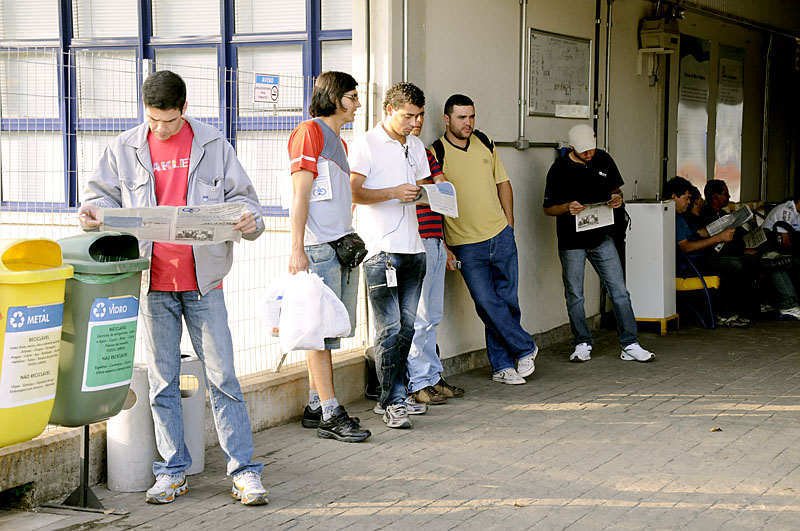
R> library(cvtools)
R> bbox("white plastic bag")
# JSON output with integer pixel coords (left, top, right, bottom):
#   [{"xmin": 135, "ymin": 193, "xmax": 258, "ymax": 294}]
[
  {"xmin": 279, "ymin": 271, "xmax": 351, "ymax": 352},
  {"xmin": 320, "ymin": 280, "xmax": 351, "ymax": 339}
]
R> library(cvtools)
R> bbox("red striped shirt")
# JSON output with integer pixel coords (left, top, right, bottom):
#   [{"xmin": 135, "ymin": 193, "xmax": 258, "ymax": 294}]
[{"xmin": 416, "ymin": 149, "xmax": 444, "ymax": 239}]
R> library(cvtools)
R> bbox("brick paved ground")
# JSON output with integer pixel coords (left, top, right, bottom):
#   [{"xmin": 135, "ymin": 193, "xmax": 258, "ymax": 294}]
[{"xmin": 4, "ymin": 320, "xmax": 800, "ymax": 530}]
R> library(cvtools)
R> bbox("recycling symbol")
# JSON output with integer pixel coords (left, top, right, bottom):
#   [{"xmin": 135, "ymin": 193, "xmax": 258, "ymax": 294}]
[
  {"xmin": 9, "ymin": 311, "xmax": 24, "ymax": 329},
  {"xmin": 93, "ymin": 302, "xmax": 107, "ymax": 319}
]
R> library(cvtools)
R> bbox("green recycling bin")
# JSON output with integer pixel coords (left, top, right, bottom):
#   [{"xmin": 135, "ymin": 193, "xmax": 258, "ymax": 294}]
[{"xmin": 49, "ymin": 232, "xmax": 149, "ymax": 427}]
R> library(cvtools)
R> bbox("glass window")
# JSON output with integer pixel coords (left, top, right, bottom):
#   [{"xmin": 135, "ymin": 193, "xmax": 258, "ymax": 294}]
[
  {"xmin": 0, "ymin": 0, "xmax": 60, "ymax": 40},
  {"xmin": 321, "ymin": 40, "xmax": 352, "ymax": 74},
  {"xmin": 72, "ymin": 0, "xmax": 138, "ymax": 39},
  {"xmin": 76, "ymin": 132, "xmax": 117, "ymax": 203},
  {"xmin": 236, "ymin": 131, "xmax": 291, "ymax": 206},
  {"xmin": 237, "ymin": 45, "xmax": 303, "ymax": 78},
  {"xmin": 151, "ymin": 0, "xmax": 220, "ymax": 38},
  {"xmin": 154, "ymin": 48, "xmax": 219, "ymax": 117},
  {"xmin": 321, "ymin": 0, "xmax": 352, "ymax": 31},
  {"xmin": 76, "ymin": 50, "xmax": 138, "ymax": 119},
  {"xmin": 237, "ymin": 45, "xmax": 304, "ymax": 117},
  {"xmin": 234, "ymin": 0, "xmax": 305, "ymax": 34},
  {"xmin": 0, "ymin": 50, "xmax": 59, "ymax": 118},
  {"xmin": 1, "ymin": 132, "xmax": 65, "ymax": 202}
]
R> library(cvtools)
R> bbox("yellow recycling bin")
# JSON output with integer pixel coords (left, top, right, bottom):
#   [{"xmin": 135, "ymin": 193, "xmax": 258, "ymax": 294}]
[{"xmin": 0, "ymin": 239, "xmax": 73, "ymax": 448}]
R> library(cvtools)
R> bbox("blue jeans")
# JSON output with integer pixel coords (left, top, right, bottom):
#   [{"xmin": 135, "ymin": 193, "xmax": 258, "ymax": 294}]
[
  {"xmin": 140, "ymin": 289, "xmax": 262, "ymax": 478},
  {"xmin": 364, "ymin": 251, "xmax": 425, "ymax": 408},
  {"xmin": 771, "ymin": 269, "xmax": 799, "ymax": 310},
  {"xmin": 407, "ymin": 238, "xmax": 446, "ymax": 393},
  {"xmin": 305, "ymin": 242, "xmax": 359, "ymax": 350},
  {"xmin": 450, "ymin": 225, "xmax": 536, "ymax": 373},
  {"xmin": 558, "ymin": 235, "xmax": 638, "ymax": 348}
]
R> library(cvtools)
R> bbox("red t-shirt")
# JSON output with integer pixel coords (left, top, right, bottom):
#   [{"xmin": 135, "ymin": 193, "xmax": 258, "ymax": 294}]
[{"xmin": 148, "ymin": 121, "xmax": 199, "ymax": 291}]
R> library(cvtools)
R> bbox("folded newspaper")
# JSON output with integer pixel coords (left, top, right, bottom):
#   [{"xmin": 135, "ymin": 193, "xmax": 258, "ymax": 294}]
[
  {"xmin": 404, "ymin": 182, "xmax": 458, "ymax": 218},
  {"xmin": 98, "ymin": 203, "xmax": 246, "ymax": 245},
  {"xmin": 705, "ymin": 205, "xmax": 753, "ymax": 236}
]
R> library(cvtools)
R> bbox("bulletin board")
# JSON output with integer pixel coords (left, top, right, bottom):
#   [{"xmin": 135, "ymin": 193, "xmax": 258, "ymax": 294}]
[{"xmin": 528, "ymin": 28, "xmax": 592, "ymax": 118}]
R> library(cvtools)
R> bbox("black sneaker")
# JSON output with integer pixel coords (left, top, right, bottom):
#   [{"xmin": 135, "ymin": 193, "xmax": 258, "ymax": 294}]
[
  {"xmin": 303, "ymin": 405, "xmax": 360, "ymax": 428},
  {"xmin": 317, "ymin": 406, "xmax": 371, "ymax": 442},
  {"xmin": 301, "ymin": 405, "xmax": 321, "ymax": 428}
]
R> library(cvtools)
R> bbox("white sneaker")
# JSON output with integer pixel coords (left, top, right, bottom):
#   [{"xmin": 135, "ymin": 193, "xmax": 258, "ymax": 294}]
[
  {"xmin": 516, "ymin": 345, "xmax": 538, "ymax": 378},
  {"xmin": 620, "ymin": 343, "xmax": 655, "ymax": 362},
  {"xmin": 492, "ymin": 368, "xmax": 526, "ymax": 385},
  {"xmin": 779, "ymin": 306, "xmax": 800, "ymax": 320},
  {"xmin": 145, "ymin": 473, "xmax": 187, "ymax": 504},
  {"xmin": 232, "ymin": 471, "xmax": 269, "ymax": 505},
  {"xmin": 570, "ymin": 343, "xmax": 592, "ymax": 362}
]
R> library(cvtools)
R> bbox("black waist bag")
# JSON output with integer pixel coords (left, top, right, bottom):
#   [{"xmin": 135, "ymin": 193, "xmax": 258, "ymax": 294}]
[{"xmin": 329, "ymin": 232, "xmax": 368, "ymax": 269}]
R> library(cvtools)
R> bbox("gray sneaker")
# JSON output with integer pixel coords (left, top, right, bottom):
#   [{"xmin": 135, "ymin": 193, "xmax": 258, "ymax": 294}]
[
  {"xmin": 145, "ymin": 473, "xmax": 187, "ymax": 504},
  {"xmin": 375, "ymin": 397, "xmax": 427, "ymax": 415},
  {"xmin": 403, "ymin": 396, "xmax": 428, "ymax": 415},
  {"xmin": 383, "ymin": 403, "xmax": 412, "ymax": 429}
]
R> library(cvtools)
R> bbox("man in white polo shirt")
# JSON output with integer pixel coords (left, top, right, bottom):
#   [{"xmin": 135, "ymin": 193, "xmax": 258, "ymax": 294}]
[{"xmin": 349, "ymin": 82, "xmax": 430, "ymax": 429}]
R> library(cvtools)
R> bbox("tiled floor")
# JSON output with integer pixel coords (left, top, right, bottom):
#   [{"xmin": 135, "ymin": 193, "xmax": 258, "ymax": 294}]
[{"xmin": 4, "ymin": 319, "xmax": 800, "ymax": 530}]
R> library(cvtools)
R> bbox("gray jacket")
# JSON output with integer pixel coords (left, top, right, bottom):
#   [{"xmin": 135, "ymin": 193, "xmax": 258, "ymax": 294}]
[{"xmin": 83, "ymin": 116, "xmax": 264, "ymax": 295}]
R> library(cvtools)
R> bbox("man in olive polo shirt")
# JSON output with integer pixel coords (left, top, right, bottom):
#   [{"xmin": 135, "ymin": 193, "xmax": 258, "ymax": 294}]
[{"xmin": 430, "ymin": 94, "xmax": 537, "ymax": 385}]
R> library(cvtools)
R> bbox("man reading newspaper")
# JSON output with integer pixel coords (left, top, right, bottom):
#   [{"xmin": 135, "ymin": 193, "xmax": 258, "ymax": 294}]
[{"xmin": 667, "ymin": 177, "xmax": 800, "ymax": 324}]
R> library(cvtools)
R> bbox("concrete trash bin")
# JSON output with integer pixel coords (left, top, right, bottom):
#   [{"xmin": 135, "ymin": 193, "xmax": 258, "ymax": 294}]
[
  {"xmin": 107, "ymin": 365, "xmax": 159, "ymax": 492},
  {"xmin": 0, "ymin": 238, "xmax": 73, "ymax": 448},
  {"xmin": 106, "ymin": 356, "xmax": 206, "ymax": 491},
  {"xmin": 181, "ymin": 354, "xmax": 206, "ymax": 476}
]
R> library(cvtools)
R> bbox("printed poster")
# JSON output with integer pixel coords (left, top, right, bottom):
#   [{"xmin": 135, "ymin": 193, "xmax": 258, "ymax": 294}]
[
  {"xmin": 81, "ymin": 296, "xmax": 139, "ymax": 392},
  {"xmin": 677, "ymin": 35, "xmax": 710, "ymax": 191},
  {"xmin": 0, "ymin": 303, "xmax": 64, "ymax": 408},
  {"xmin": 715, "ymin": 45, "xmax": 744, "ymax": 201}
]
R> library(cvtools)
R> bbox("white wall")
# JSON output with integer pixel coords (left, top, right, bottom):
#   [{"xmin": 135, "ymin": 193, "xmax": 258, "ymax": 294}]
[
  {"xmin": 361, "ymin": 0, "xmax": 776, "ymax": 362},
  {"xmin": 412, "ymin": 0, "xmax": 604, "ymax": 355}
]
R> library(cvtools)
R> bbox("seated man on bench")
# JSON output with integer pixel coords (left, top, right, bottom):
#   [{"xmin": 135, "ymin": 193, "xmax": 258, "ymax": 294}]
[{"xmin": 665, "ymin": 177, "xmax": 750, "ymax": 327}]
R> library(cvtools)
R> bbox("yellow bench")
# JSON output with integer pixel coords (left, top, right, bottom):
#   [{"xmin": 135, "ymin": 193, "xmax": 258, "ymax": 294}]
[{"xmin": 676, "ymin": 246, "xmax": 721, "ymax": 329}]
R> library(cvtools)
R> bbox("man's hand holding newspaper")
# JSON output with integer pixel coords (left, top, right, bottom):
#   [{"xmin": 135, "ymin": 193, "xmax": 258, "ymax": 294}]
[{"xmin": 403, "ymin": 181, "xmax": 458, "ymax": 218}]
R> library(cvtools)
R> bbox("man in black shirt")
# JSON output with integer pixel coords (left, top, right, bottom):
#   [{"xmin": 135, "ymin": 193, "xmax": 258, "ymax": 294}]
[{"xmin": 543, "ymin": 124, "xmax": 654, "ymax": 363}]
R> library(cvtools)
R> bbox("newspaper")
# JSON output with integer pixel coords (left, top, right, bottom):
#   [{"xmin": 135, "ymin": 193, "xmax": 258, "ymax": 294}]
[
  {"xmin": 405, "ymin": 182, "xmax": 459, "ymax": 218},
  {"xmin": 743, "ymin": 227, "xmax": 767, "ymax": 249},
  {"xmin": 705, "ymin": 205, "xmax": 753, "ymax": 236},
  {"xmin": 575, "ymin": 202, "xmax": 614, "ymax": 232},
  {"xmin": 98, "ymin": 203, "xmax": 246, "ymax": 245}
]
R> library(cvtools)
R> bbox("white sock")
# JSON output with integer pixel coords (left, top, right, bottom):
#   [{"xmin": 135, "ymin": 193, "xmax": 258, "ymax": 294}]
[
  {"xmin": 308, "ymin": 390, "xmax": 320, "ymax": 410},
  {"xmin": 321, "ymin": 398, "xmax": 340, "ymax": 421}
]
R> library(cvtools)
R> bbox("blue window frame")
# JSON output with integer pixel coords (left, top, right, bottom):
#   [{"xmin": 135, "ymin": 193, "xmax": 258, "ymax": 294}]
[{"xmin": 0, "ymin": 0, "xmax": 352, "ymax": 211}]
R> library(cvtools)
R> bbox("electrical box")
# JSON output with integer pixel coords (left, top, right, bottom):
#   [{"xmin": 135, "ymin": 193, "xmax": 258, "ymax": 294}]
[{"xmin": 639, "ymin": 18, "xmax": 680, "ymax": 50}]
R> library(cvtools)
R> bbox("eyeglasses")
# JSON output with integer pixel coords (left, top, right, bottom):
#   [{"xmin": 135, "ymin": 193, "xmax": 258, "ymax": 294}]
[{"xmin": 342, "ymin": 93, "xmax": 359, "ymax": 102}]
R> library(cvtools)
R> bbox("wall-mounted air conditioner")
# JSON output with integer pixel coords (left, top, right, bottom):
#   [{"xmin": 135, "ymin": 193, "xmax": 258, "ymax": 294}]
[{"xmin": 639, "ymin": 18, "xmax": 680, "ymax": 50}]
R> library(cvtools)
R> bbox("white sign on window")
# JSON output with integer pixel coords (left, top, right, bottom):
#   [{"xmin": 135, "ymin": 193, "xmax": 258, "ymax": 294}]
[{"xmin": 254, "ymin": 74, "xmax": 280, "ymax": 104}]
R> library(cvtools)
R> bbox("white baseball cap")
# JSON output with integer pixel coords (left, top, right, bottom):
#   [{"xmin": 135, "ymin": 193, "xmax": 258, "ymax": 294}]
[{"xmin": 568, "ymin": 124, "xmax": 596, "ymax": 154}]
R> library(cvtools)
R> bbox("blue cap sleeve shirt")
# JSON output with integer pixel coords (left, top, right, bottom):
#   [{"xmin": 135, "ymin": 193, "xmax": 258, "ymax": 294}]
[{"xmin": 543, "ymin": 149, "xmax": 624, "ymax": 250}]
